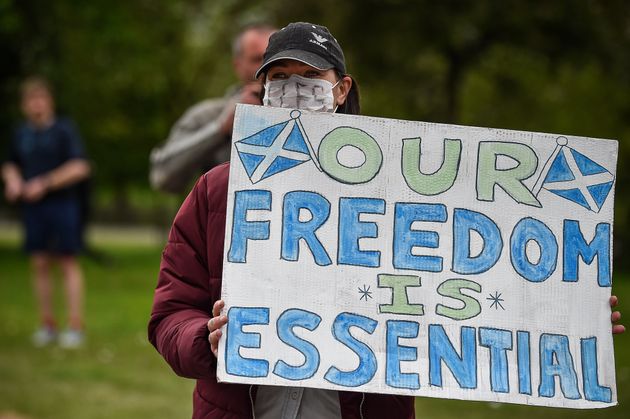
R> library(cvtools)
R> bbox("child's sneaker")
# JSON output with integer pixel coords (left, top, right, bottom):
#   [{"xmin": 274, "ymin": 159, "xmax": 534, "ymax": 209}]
[
  {"xmin": 32, "ymin": 327, "xmax": 57, "ymax": 347},
  {"xmin": 58, "ymin": 329, "xmax": 84, "ymax": 349}
]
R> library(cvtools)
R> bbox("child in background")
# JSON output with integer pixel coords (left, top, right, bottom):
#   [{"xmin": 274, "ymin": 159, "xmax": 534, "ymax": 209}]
[{"xmin": 2, "ymin": 77, "xmax": 91, "ymax": 348}]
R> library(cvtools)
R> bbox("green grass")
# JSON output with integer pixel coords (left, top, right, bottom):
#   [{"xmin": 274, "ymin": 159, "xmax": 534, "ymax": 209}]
[
  {"xmin": 0, "ymin": 237, "xmax": 628, "ymax": 418},
  {"xmin": 0, "ymin": 239, "xmax": 193, "ymax": 419}
]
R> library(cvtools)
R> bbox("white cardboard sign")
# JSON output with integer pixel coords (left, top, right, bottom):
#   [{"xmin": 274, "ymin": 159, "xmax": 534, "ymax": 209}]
[{"xmin": 217, "ymin": 104, "xmax": 618, "ymax": 409}]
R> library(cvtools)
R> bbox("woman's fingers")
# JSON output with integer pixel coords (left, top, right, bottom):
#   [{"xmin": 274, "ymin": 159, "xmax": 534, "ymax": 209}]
[
  {"xmin": 610, "ymin": 295, "xmax": 618, "ymax": 308},
  {"xmin": 208, "ymin": 316, "xmax": 227, "ymax": 356},
  {"xmin": 207, "ymin": 313, "xmax": 228, "ymax": 332},
  {"xmin": 213, "ymin": 300, "xmax": 225, "ymax": 318},
  {"xmin": 609, "ymin": 295, "xmax": 625, "ymax": 335},
  {"xmin": 611, "ymin": 310, "xmax": 624, "ymax": 335},
  {"xmin": 611, "ymin": 311, "xmax": 621, "ymax": 322},
  {"xmin": 208, "ymin": 300, "xmax": 227, "ymax": 333},
  {"xmin": 209, "ymin": 329, "xmax": 223, "ymax": 356},
  {"xmin": 208, "ymin": 300, "xmax": 228, "ymax": 356}
]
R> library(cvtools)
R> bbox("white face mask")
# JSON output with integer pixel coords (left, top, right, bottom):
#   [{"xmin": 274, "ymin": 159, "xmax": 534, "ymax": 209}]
[{"xmin": 263, "ymin": 74, "xmax": 339, "ymax": 113}]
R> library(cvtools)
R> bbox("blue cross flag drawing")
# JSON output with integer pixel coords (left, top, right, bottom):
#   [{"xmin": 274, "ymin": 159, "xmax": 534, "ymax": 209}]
[
  {"xmin": 534, "ymin": 137, "xmax": 614, "ymax": 213},
  {"xmin": 234, "ymin": 110, "xmax": 320, "ymax": 184}
]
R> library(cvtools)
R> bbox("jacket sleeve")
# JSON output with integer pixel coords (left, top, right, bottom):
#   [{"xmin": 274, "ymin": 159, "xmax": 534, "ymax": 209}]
[
  {"xmin": 149, "ymin": 98, "xmax": 231, "ymax": 194},
  {"xmin": 148, "ymin": 173, "xmax": 218, "ymax": 379}
]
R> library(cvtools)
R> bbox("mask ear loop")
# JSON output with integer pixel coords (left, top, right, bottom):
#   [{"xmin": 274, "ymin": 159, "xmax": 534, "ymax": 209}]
[{"xmin": 331, "ymin": 79, "xmax": 342, "ymax": 113}]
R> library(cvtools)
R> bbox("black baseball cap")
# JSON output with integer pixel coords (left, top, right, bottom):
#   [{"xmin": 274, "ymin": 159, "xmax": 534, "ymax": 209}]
[{"xmin": 255, "ymin": 22, "xmax": 346, "ymax": 79}]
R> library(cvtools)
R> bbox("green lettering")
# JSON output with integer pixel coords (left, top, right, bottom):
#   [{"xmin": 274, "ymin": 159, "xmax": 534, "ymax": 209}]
[
  {"xmin": 378, "ymin": 274, "xmax": 424, "ymax": 316},
  {"xmin": 477, "ymin": 142, "xmax": 541, "ymax": 207},
  {"xmin": 318, "ymin": 127, "xmax": 382, "ymax": 184},
  {"xmin": 435, "ymin": 278, "xmax": 482, "ymax": 320},
  {"xmin": 401, "ymin": 137, "xmax": 461, "ymax": 195}
]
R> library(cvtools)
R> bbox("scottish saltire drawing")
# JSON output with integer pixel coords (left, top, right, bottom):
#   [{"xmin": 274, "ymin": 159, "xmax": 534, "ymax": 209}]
[
  {"xmin": 234, "ymin": 110, "xmax": 319, "ymax": 184},
  {"xmin": 533, "ymin": 137, "xmax": 615, "ymax": 213},
  {"xmin": 218, "ymin": 104, "xmax": 618, "ymax": 409}
]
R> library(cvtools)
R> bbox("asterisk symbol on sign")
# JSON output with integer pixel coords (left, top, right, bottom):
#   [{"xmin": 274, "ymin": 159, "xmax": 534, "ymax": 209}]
[
  {"xmin": 486, "ymin": 291, "xmax": 505, "ymax": 310},
  {"xmin": 358, "ymin": 284, "xmax": 373, "ymax": 301}
]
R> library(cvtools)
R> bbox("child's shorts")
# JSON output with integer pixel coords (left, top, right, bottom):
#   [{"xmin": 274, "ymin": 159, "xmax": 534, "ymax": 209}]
[{"xmin": 23, "ymin": 198, "xmax": 83, "ymax": 255}]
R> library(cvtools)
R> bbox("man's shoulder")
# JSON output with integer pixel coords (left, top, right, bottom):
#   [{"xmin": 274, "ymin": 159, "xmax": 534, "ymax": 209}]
[
  {"xmin": 181, "ymin": 96, "xmax": 231, "ymax": 120},
  {"xmin": 188, "ymin": 97, "xmax": 228, "ymax": 111},
  {"xmin": 170, "ymin": 97, "xmax": 229, "ymax": 133},
  {"xmin": 171, "ymin": 84, "xmax": 241, "ymax": 130},
  {"xmin": 179, "ymin": 85, "xmax": 240, "ymax": 120}
]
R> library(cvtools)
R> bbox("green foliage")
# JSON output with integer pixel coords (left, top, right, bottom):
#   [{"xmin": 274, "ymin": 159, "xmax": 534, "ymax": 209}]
[{"xmin": 1, "ymin": 0, "xmax": 245, "ymax": 188}]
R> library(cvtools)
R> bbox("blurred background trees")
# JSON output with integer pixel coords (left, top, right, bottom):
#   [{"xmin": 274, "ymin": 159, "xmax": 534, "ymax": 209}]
[{"xmin": 1, "ymin": 0, "xmax": 629, "ymax": 266}]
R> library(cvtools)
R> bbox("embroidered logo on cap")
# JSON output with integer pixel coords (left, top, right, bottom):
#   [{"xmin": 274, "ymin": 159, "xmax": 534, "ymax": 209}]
[{"xmin": 309, "ymin": 32, "xmax": 328, "ymax": 50}]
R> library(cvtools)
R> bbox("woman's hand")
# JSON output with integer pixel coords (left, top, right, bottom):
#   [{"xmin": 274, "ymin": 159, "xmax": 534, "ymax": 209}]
[
  {"xmin": 208, "ymin": 300, "xmax": 228, "ymax": 357},
  {"xmin": 611, "ymin": 295, "xmax": 625, "ymax": 335}
]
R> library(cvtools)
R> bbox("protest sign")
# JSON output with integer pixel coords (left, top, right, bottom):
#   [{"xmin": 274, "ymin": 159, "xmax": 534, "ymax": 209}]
[{"xmin": 217, "ymin": 104, "xmax": 618, "ymax": 408}]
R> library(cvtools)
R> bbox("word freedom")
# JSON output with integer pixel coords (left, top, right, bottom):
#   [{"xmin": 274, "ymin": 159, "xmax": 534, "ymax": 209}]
[{"xmin": 228, "ymin": 191, "xmax": 611, "ymax": 286}]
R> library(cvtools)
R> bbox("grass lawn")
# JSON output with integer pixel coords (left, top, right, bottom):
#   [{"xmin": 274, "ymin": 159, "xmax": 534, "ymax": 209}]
[
  {"xmin": 0, "ymin": 239, "xmax": 194, "ymax": 419},
  {"xmin": 0, "ymin": 235, "xmax": 628, "ymax": 418}
]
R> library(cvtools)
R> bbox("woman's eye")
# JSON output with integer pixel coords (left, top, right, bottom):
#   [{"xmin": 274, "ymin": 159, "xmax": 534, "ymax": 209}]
[
  {"xmin": 269, "ymin": 73, "xmax": 287, "ymax": 80},
  {"xmin": 304, "ymin": 71, "xmax": 320, "ymax": 78}
]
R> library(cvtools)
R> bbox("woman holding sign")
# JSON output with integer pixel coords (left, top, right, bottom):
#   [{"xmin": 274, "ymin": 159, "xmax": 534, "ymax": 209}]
[
  {"xmin": 149, "ymin": 22, "xmax": 413, "ymax": 418},
  {"xmin": 149, "ymin": 21, "xmax": 624, "ymax": 419}
]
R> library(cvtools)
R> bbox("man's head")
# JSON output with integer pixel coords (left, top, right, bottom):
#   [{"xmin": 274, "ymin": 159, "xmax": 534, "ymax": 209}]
[
  {"xmin": 232, "ymin": 24, "xmax": 276, "ymax": 83},
  {"xmin": 20, "ymin": 77, "xmax": 55, "ymax": 127}
]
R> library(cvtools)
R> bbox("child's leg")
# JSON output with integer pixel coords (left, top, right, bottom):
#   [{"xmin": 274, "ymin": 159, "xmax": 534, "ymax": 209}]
[
  {"xmin": 31, "ymin": 252, "xmax": 55, "ymax": 328},
  {"xmin": 59, "ymin": 255, "xmax": 84, "ymax": 330}
]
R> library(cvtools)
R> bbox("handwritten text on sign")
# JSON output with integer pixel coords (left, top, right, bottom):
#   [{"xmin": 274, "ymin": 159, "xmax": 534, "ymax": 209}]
[{"xmin": 217, "ymin": 104, "xmax": 618, "ymax": 409}]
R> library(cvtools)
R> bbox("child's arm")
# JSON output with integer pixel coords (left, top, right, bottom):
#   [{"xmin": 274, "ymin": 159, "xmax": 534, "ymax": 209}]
[
  {"xmin": 22, "ymin": 158, "xmax": 90, "ymax": 202},
  {"xmin": 1, "ymin": 162, "xmax": 24, "ymax": 202}
]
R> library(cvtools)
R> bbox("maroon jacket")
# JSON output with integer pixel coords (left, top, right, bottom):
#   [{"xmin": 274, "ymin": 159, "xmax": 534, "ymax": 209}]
[{"xmin": 148, "ymin": 163, "xmax": 415, "ymax": 419}]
